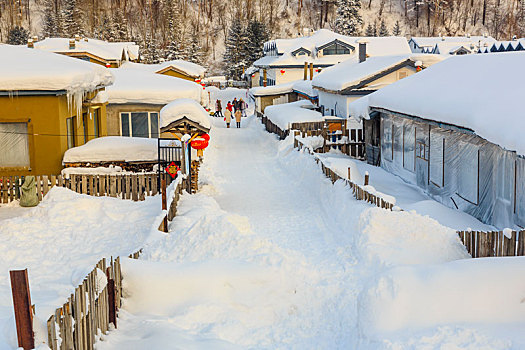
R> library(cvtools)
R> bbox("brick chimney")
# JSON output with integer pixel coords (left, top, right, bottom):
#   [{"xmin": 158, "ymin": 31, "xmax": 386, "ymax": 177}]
[
  {"xmin": 27, "ymin": 38, "xmax": 34, "ymax": 48},
  {"xmin": 358, "ymin": 40, "xmax": 367, "ymax": 63},
  {"xmin": 69, "ymin": 39, "xmax": 76, "ymax": 49}
]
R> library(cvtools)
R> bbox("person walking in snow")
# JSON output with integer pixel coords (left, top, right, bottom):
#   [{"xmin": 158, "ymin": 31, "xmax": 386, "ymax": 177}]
[
  {"xmin": 232, "ymin": 97, "xmax": 239, "ymax": 112},
  {"xmin": 234, "ymin": 107, "xmax": 242, "ymax": 128},
  {"xmin": 239, "ymin": 98, "xmax": 247, "ymax": 118},
  {"xmin": 224, "ymin": 101, "xmax": 232, "ymax": 128},
  {"xmin": 215, "ymin": 99, "xmax": 224, "ymax": 118}
]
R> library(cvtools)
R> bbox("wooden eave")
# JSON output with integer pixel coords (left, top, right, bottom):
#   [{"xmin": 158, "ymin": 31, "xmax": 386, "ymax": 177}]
[
  {"xmin": 59, "ymin": 51, "xmax": 115, "ymax": 65},
  {"xmin": 156, "ymin": 66, "xmax": 198, "ymax": 79},
  {"xmin": 291, "ymin": 47, "xmax": 312, "ymax": 56},
  {"xmin": 160, "ymin": 117, "xmax": 210, "ymax": 134}
]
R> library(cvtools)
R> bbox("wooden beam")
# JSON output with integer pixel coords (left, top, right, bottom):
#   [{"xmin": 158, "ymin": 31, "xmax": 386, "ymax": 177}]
[{"xmin": 10, "ymin": 269, "xmax": 34, "ymax": 350}]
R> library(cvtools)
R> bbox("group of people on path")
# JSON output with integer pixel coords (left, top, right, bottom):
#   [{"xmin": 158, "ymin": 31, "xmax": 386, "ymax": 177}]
[{"xmin": 214, "ymin": 97, "xmax": 247, "ymax": 128}]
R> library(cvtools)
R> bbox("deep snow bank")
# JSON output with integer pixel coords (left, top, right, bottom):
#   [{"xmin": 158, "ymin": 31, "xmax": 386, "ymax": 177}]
[{"xmin": 0, "ymin": 187, "xmax": 161, "ymax": 349}]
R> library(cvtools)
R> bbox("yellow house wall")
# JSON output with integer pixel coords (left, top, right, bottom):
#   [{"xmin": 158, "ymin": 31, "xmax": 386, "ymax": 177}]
[
  {"xmin": 0, "ymin": 93, "xmax": 108, "ymax": 176},
  {"xmin": 106, "ymin": 103, "xmax": 164, "ymax": 136}
]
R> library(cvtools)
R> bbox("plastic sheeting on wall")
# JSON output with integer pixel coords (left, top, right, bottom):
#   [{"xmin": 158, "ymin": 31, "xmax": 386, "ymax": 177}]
[
  {"xmin": 379, "ymin": 112, "xmax": 523, "ymax": 229},
  {"xmin": 0, "ymin": 123, "xmax": 30, "ymax": 168}
]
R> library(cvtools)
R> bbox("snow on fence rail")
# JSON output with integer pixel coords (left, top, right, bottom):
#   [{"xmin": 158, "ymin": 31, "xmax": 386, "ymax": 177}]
[
  {"xmin": 296, "ymin": 138, "xmax": 395, "ymax": 210},
  {"xmin": 46, "ymin": 256, "xmax": 124, "ymax": 350},
  {"xmin": 260, "ymin": 114, "xmax": 364, "ymax": 159},
  {"xmin": 457, "ymin": 229, "xmax": 525, "ymax": 258},
  {"xmin": 0, "ymin": 173, "xmax": 174, "ymax": 204}
]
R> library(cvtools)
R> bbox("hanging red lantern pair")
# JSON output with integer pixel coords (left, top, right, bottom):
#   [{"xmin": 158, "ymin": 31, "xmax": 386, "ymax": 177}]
[{"xmin": 190, "ymin": 134, "xmax": 210, "ymax": 150}]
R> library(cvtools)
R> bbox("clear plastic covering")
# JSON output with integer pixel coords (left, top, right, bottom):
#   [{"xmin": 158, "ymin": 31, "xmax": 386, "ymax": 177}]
[
  {"xmin": 0, "ymin": 123, "xmax": 30, "ymax": 168},
  {"xmin": 379, "ymin": 112, "xmax": 524, "ymax": 229}
]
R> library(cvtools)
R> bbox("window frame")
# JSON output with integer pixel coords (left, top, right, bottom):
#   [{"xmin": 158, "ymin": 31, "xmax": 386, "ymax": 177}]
[
  {"xmin": 93, "ymin": 108, "xmax": 100, "ymax": 138},
  {"xmin": 120, "ymin": 111, "xmax": 160, "ymax": 138},
  {"xmin": 82, "ymin": 112, "xmax": 89, "ymax": 144},
  {"xmin": 66, "ymin": 116, "xmax": 76, "ymax": 149},
  {"xmin": 0, "ymin": 121, "xmax": 30, "ymax": 169},
  {"xmin": 456, "ymin": 142, "xmax": 480, "ymax": 205},
  {"xmin": 429, "ymin": 132, "xmax": 445, "ymax": 188}
]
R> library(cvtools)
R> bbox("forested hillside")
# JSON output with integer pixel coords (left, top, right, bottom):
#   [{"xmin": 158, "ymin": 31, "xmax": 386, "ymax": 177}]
[{"xmin": 1, "ymin": 0, "xmax": 524, "ymax": 74}]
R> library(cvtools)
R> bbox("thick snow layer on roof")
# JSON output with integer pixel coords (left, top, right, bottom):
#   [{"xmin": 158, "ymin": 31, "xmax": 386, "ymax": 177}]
[
  {"xmin": 63, "ymin": 136, "xmax": 181, "ymax": 163},
  {"xmin": 312, "ymin": 54, "xmax": 445, "ymax": 91},
  {"xmin": 292, "ymin": 79, "xmax": 318, "ymax": 97},
  {"xmin": 264, "ymin": 100, "xmax": 324, "ymax": 129},
  {"xmin": 256, "ymin": 30, "xmax": 410, "ymax": 68},
  {"xmin": 250, "ymin": 80, "xmax": 297, "ymax": 96},
  {"xmin": 432, "ymin": 42, "xmax": 475, "ymax": 55},
  {"xmin": 160, "ymin": 98, "xmax": 211, "ymax": 130},
  {"xmin": 0, "ymin": 45, "xmax": 113, "ymax": 92},
  {"xmin": 410, "ymin": 36, "xmax": 496, "ymax": 48},
  {"xmin": 354, "ymin": 52, "xmax": 525, "ymax": 155},
  {"xmin": 106, "ymin": 68, "xmax": 202, "ymax": 104},
  {"xmin": 121, "ymin": 60, "xmax": 205, "ymax": 78},
  {"xmin": 34, "ymin": 37, "xmax": 139, "ymax": 61}
]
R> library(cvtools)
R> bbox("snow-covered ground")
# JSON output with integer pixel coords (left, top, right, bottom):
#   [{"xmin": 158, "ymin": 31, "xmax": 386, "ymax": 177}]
[
  {"xmin": 95, "ymin": 109, "xmax": 525, "ymax": 349},
  {"xmin": 0, "ymin": 189, "xmax": 162, "ymax": 350}
]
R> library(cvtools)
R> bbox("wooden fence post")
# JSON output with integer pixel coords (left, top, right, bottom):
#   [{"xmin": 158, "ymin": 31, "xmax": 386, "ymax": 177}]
[
  {"xmin": 161, "ymin": 179, "xmax": 168, "ymax": 233},
  {"xmin": 347, "ymin": 167, "xmax": 351, "ymax": 181},
  {"xmin": 106, "ymin": 269, "xmax": 117, "ymax": 329},
  {"xmin": 364, "ymin": 172, "xmax": 369, "ymax": 186},
  {"xmin": 10, "ymin": 269, "xmax": 34, "ymax": 350}
]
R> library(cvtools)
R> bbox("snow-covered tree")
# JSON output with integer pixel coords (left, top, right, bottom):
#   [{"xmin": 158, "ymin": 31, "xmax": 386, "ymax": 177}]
[
  {"xmin": 42, "ymin": 0, "xmax": 57, "ymax": 38},
  {"xmin": 244, "ymin": 19, "xmax": 269, "ymax": 67},
  {"xmin": 97, "ymin": 14, "xmax": 116, "ymax": 41},
  {"xmin": 365, "ymin": 22, "xmax": 376, "ymax": 36},
  {"xmin": 7, "ymin": 26, "xmax": 29, "ymax": 45},
  {"xmin": 223, "ymin": 18, "xmax": 247, "ymax": 79},
  {"xmin": 185, "ymin": 32, "xmax": 204, "ymax": 64},
  {"xmin": 164, "ymin": 0, "xmax": 185, "ymax": 60},
  {"xmin": 335, "ymin": 0, "xmax": 363, "ymax": 36},
  {"xmin": 113, "ymin": 8, "xmax": 129, "ymax": 41},
  {"xmin": 141, "ymin": 33, "xmax": 162, "ymax": 63},
  {"xmin": 378, "ymin": 19, "xmax": 389, "ymax": 36},
  {"xmin": 392, "ymin": 20, "xmax": 401, "ymax": 36},
  {"xmin": 63, "ymin": 0, "xmax": 84, "ymax": 37}
]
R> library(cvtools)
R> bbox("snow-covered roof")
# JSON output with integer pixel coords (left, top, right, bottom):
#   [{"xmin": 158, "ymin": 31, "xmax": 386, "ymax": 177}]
[
  {"xmin": 292, "ymin": 80, "xmax": 318, "ymax": 98},
  {"xmin": 351, "ymin": 52, "xmax": 525, "ymax": 155},
  {"xmin": 250, "ymin": 80, "xmax": 297, "ymax": 96},
  {"xmin": 105, "ymin": 68, "xmax": 202, "ymax": 105},
  {"xmin": 255, "ymin": 29, "xmax": 411, "ymax": 68},
  {"xmin": 120, "ymin": 60, "xmax": 206, "ymax": 78},
  {"xmin": 409, "ymin": 36, "xmax": 496, "ymax": 49},
  {"xmin": 34, "ymin": 37, "xmax": 139, "ymax": 61},
  {"xmin": 312, "ymin": 54, "xmax": 445, "ymax": 92},
  {"xmin": 160, "ymin": 98, "xmax": 211, "ymax": 130},
  {"xmin": 0, "ymin": 44, "xmax": 113, "ymax": 94},
  {"xmin": 264, "ymin": 100, "xmax": 325, "ymax": 129},
  {"xmin": 432, "ymin": 42, "xmax": 474, "ymax": 55},
  {"xmin": 62, "ymin": 136, "xmax": 180, "ymax": 163}
]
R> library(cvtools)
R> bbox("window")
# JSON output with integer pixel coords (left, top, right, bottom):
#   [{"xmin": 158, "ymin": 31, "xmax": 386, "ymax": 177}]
[
  {"xmin": 457, "ymin": 141, "xmax": 479, "ymax": 204},
  {"xmin": 382, "ymin": 118, "xmax": 393, "ymax": 161},
  {"xmin": 120, "ymin": 112, "xmax": 159, "ymax": 138},
  {"xmin": 403, "ymin": 123, "xmax": 415, "ymax": 171},
  {"xmin": 323, "ymin": 43, "xmax": 351, "ymax": 55},
  {"xmin": 82, "ymin": 112, "xmax": 89, "ymax": 144},
  {"xmin": 398, "ymin": 71, "xmax": 408, "ymax": 80},
  {"xmin": 93, "ymin": 109, "xmax": 100, "ymax": 138},
  {"xmin": 516, "ymin": 158, "xmax": 525, "ymax": 224},
  {"xmin": 0, "ymin": 123, "xmax": 30, "ymax": 168},
  {"xmin": 429, "ymin": 131, "xmax": 445, "ymax": 187},
  {"xmin": 66, "ymin": 117, "xmax": 76, "ymax": 149}
]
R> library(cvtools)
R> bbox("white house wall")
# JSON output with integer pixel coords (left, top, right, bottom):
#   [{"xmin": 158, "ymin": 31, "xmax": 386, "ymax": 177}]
[{"xmin": 318, "ymin": 90, "xmax": 360, "ymax": 118}]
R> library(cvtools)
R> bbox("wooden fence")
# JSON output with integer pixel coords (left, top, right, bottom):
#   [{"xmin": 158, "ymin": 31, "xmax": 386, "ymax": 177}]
[
  {"xmin": 46, "ymin": 256, "xmax": 124, "ymax": 350},
  {"xmin": 300, "ymin": 138, "xmax": 525, "ymax": 260},
  {"xmin": 0, "ymin": 173, "xmax": 174, "ymax": 204},
  {"xmin": 296, "ymin": 139, "xmax": 395, "ymax": 210},
  {"xmin": 457, "ymin": 230, "xmax": 525, "ymax": 258}
]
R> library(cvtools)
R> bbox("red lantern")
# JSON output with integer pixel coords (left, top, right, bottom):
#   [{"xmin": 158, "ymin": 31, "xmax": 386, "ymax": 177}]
[
  {"xmin": 105, "ymin": 63, "xmax": 111, "ymax": 68},
  {"xmin": 191, "ymin": 138, "xmax": 209, "ymax": 150},
  {"xmin": 416, "ymin": 66, "xmax": 422, "ymax": 72},
  {"xmin": 280, "ymin": 69, "xmax": 285, "ymax": 75},
  {"xmin": 200, "ymin": 133, "xmax": 210, "ymax": 141},
  {"xmin": 195, "ymin": 79, "xmax": 202, "ymax": 83}
]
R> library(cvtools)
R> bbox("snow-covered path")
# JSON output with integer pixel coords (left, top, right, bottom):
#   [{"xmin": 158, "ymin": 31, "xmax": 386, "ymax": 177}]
[{"xmin": 99, "ymin": 113, "xmax": 525, "ymax": 349}]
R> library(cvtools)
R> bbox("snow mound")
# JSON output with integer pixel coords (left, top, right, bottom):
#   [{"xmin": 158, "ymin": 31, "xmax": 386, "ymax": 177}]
[
  {"xmin": 160, "ymin": 98, "xmax": 211, "ymax": 130},
  {"xmin": 361, "ymin": 257, "xmax": 525, "ymax": 334},
  {"xmin": 105, "ymin": 68, "xmax": 202, "ymax": 105},
  {"xmin": 34, "ymin": 37, "xmax": 139, "ymax": 61},
  {"xmin": 63, "ymin": 136, "xmax": 181, "ymax": 163},
  {"xmin": 264, "ymin": 100, "xmax": 324, "ymax": 130},
  {"xmin": 358, "ymin": 207, "xmax": 469, "ymax": 267}
]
